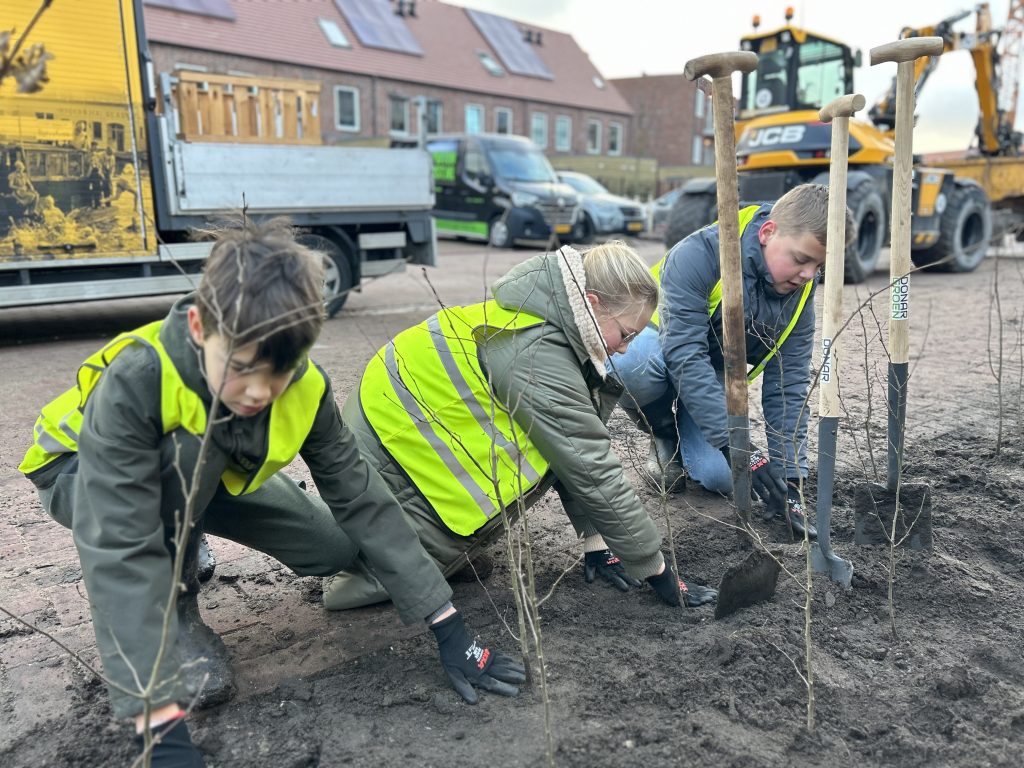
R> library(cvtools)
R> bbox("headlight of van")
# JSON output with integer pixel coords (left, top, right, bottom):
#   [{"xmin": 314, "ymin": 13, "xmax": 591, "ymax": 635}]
[{"xmin": 511, "ymin": 190, "xmax": 540, "ymax": 207}]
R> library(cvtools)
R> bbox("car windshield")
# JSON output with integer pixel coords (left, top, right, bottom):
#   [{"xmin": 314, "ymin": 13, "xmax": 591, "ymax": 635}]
[
  {"xmin": 656, "ymin": 188, "xmax": 682, "ymax": 207},
  {"xmin": 561, "ymin": 174, "xmax": 608, "ymax": 195},
  {"xmin": 488, "ymin": 145, "xmax": 558, "ymax": 183}
]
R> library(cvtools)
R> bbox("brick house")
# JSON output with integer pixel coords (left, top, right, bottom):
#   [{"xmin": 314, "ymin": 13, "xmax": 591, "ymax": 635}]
[
  {"xmin": 142, "ymin": 0, "xmax": 633, "ymax": 159},
  {"xmin": 609, "ymin": 73, "xmax": 715, "ymax": 194}
]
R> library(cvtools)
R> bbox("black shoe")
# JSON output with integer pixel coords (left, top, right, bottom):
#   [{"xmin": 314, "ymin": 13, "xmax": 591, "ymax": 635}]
[
  {"xmin": 645, "ymin": 435, "xmax": 686, "ymax": 493},
  {"xmin": 176, "ymin": 594, "xmax": 235, "ymax": 709},
  {"xmin": 196, "ymin": 534, "xmax": 216, "ymax": 583}
]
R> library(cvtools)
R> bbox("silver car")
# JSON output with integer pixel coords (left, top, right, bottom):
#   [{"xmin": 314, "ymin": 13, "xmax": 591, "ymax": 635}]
[{"xmin": 557, "ymin": 171, "xmax": 645, "ymax": 243}]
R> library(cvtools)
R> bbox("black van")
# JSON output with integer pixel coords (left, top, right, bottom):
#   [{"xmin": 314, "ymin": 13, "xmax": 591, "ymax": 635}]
[{"xmin": 425, "ymin": 133, "xmax": 580, "ymax": 247}]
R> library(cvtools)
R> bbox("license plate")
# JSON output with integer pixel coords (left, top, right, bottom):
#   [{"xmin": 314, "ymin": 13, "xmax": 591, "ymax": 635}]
[
  {"xmin": 555, "ymin": 224, "xmax": 572, "ymax": 234},
  {"xmin": 627, "ymin": 221, "xmax": 644, "ymax": 231}
]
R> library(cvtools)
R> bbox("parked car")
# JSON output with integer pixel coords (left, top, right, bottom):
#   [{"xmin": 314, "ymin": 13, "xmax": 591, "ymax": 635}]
[
  {"xmin": 647, "ymin": 186, "xmax": 684, "ymax": 241},
  {"xmin": 556, "ymin": 171, "xmax": 645, "ymax": 243},
  {"xmin": 424, "ymin": 134, "xmax": 580, "ymax": 248}
]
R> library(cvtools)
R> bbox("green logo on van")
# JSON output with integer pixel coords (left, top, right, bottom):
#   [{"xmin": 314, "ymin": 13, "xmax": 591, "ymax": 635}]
[{"xmin": 430, "ymin": 150, "xmax": 457, "ymax": 183}]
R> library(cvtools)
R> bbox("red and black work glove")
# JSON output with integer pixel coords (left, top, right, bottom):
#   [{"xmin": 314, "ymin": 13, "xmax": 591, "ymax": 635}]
[
  {"xmin": 584, "ymin": 549, "xmax": 642, "ymax": 592},
  {"xmin": 134, "ymin": 717, "xmax": 205, "ymax": 768},
  {"xmin": 768, "ymin": 482, "xmax": 819, "ymax": 540},
  {"xmin": 721, "ymin": 444, "xmax": 788, "ymax": 512},
  {"xmin": 645, "ymin": 562, "xmax": 717, "ymax": 608},
  {"xmin": 430, "ymin": 612, "xmax": 526, "ymax": 704}
]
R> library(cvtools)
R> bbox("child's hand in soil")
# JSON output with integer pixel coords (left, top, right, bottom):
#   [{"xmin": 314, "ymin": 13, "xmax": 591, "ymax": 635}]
[
  {"xmin": 430, "ymin": 611, "xmax": 527, "ymax": 704},
  {"xmin": 584, "ymin": 549, "xmax": 642, "ymax": 592}
]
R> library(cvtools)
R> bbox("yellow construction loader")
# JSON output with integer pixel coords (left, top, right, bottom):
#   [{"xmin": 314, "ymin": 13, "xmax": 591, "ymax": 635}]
[{"xmin": 665, "ymin": 3, "xmax": 1024, "ymax": 283}]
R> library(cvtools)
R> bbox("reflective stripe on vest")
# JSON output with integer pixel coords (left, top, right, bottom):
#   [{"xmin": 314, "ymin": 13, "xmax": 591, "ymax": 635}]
[
  {"xmin": 648, "ymin": 205, "xmax": 812, "ymax": 383},
  {"xmin": 360, "ymin": 301, "xmax": 550, "ymax": 536},
  {"xmin": 18, "ymin": 320, "xmax": 326, "ymax": 496}
]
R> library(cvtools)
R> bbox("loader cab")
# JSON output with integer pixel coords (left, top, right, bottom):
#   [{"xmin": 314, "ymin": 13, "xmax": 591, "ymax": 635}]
[{"xmin": 738, "ymin": 16, "xmax": 858, "ymax": 125}]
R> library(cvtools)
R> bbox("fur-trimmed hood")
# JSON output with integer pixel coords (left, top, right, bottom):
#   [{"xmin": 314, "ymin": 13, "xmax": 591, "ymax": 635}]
[{"xmin": 490, "ymin": 246, "xmax": 609, "ymax": 378}]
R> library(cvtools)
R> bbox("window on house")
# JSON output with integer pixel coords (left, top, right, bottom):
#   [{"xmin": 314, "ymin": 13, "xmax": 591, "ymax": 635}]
[
  {"xmin": 477, "ymin": 50, "xmax": 505, "ymax": 77},
  {"xmin": 389, "ymin": 95, "xmax": 410, "ymax": 134},
  {"xmin": 695, "ymin": 89, "xmax": 706, "ymax": 119},
  {"xmin": 425, "ymin": 100, "xmax": 443, "ymax": 134},
  {"xmin": 555, "ymin": 116, "xmax": 571, "ymax": 152},
  {"xmin": 586, "ymin": 119, "xmax": 601, "ymax": 154},
  {"xmin": 608, "ymin": 122, "xmax": 623, "ymax": 156},
  {"xmin": 318, "ymin": 18, "xmax": 350, "ymax": 47},
  {"xmin": 465, "ymin": 104, "xmax": 485, "ymax": 134},
  {"xmin": 335, "ymin": 86, "xmax": 360, "ymax": 132},
  {"xmin": 494, "ymin": 107, "xmax": 512, "ymax": 135},
  {"xmin": 692, "ymin": 134, "xmax": 703, "ymax": 165},
  {"xmin": 530, "ymin": 112, "xmax": 548, "ymax": 148}
]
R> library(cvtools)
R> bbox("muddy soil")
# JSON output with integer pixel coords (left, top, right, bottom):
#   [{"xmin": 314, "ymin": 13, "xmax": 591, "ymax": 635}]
[
  {"xmin": 6, "ymin": 413, "xmax": 1023, "ymax": 768},
  {"xmin": 3, "ymin": 244, "xmax": 1024, "ymax": 767}
]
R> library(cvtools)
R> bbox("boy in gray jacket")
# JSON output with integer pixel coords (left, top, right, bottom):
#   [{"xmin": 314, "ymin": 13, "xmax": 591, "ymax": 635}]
[
  {"xmin": 19, "ymin": 219, "xmax": 523, "ymax": 766},
  {"xmin": 615, "ymin": 184, "xmax": 853, "ymax": 538}
]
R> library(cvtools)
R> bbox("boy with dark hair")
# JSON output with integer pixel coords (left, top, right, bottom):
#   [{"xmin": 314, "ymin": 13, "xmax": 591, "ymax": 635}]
[
  {"xmin": 615, "ymin": 184, "xmax": 855, "ymax": 538},
  {"xmin": 19, "ymin": 219, "xmax": 523, "ymax": 766}
]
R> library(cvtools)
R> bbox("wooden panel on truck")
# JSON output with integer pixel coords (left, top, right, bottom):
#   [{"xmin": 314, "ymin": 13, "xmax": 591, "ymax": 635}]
[
  {"xmin": 0, "ymin": 0, "xmax": 157, "ymax": 266},
  {"xmin": 167, "ymin": 144, "xmax": 434, "ymax": 215}
]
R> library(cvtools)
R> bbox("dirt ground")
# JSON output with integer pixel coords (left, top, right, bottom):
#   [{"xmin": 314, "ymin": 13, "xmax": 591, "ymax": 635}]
[{"xmin": 2, "ymin": 238, "xmax": 1023, "ymax": 767}]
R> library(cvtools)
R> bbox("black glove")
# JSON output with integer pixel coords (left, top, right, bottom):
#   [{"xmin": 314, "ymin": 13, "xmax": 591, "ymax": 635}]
[
  {"xmin": 584, "ymin": 549, "xmax": 642, "ymax": 592},
  {"xmin": 134, "ymin": 717, "xmax": 205, "ymax": 768},
  {"xmin": 721, "ymin": 444, "xmax": 788, "ymax": 511},
  {"xmin": 646, "ymin": 562, "xmax": 718, "ymax": 608},
  {"xmin": 430, "ymin": 612, "xmax": 526, "ymax": 704},
  {"xmin": 769, "ymin": 482, "xmax": 818, "ymax": 540}
]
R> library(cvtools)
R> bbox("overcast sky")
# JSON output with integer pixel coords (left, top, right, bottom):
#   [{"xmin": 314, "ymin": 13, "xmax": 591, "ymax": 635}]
[{"xmin": 453, "ymin": 0, "xmax": 1020, "ymax": 153}]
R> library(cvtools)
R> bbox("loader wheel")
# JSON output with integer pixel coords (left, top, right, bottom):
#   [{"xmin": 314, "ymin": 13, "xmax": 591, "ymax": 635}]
[
  {"xmin": 912, "ymin": 184, "xmax": 991, "ymax": 273},
  {"xmin": 300, "ymin": 233, "xmax": 354, "ymax": 317},
  {"xmin": 843, "ymin": 181, "xmax": 885, "ymax": 284},
  {"xmin": 664, "ymin": 191, "xmax": 716, "ymax": 249}
]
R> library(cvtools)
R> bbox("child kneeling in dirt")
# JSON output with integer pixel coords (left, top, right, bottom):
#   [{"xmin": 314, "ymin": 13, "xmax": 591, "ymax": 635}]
[
  {"xmin": 614, "ymin": 184, "xmax": 853, "ymax": 538},
  {"xmin": 18, "ymin": 219, "xmax": 524, "ymax": 766},
  {"xmin": 323, "ymin": 241, "xmax": 717, "ymax": 614}
]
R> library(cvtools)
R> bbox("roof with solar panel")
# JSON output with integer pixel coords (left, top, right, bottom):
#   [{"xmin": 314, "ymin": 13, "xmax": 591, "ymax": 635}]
[{"xmin": 141, "ymin": 0, "xmax": 632, "ymax": 114}]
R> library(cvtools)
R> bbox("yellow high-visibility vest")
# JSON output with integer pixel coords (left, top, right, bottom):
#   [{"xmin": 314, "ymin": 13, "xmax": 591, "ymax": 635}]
[
  {"xmin": 19, "ymin": 320, "xmax": 326, "ymax": 495},
  {"xmin": 649, "ymin": 205, "xmax": 812, "ymax": 383},
  {"xmin": 360, "ymin": 301, "xmax": 550, "ymax": 536}
]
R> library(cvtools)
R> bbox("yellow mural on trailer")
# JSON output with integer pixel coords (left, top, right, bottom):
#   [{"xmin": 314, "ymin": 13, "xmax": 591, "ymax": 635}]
[{"xmin": 0, "ymin": 0, "xmax": 156, "ymax": 262}]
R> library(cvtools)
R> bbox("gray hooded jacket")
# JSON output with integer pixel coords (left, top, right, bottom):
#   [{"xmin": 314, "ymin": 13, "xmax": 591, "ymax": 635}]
[{"xmin": 659, "ymin": 206, "xmax": 814, "ymax": 475}]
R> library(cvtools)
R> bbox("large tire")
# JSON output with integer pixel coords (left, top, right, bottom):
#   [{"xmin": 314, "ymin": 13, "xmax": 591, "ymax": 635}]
[
  {"xmin": 912, "ymin": 184, "xmax": 992, "ymax": 272},
  {"xmin": 299, "ymin": 233, "xmax": 353, "ymax": 318},
  {"xmin": 663, "ymin": 192, "xmax": 716, "ymax": 249},
  {"xmin": 489, "ymin": 215, "xmax": 512, "ymax": 248},
  {"xmin": 843, "ymin": 180, "xmax": 886, "ymax": 284}
]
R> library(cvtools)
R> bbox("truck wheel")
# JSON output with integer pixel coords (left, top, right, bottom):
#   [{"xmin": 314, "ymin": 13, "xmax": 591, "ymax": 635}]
[
  {"xmin": 912, "ymin": 184, "xmax": 991, "ymax": 273},
  {"xmin": 489, "ymin": 216, "xmax": 511, "ymax": 248},
  {"xmin": 664, "ymin": 192, "xmax": 716, "ymax": 249},
  {"xmin": 843, "ymin": 181, "xmax": 886, "ymax": 284},
  {"xmin": 299, "ymin": 233, "xmax": 353, "ymax": 317}
]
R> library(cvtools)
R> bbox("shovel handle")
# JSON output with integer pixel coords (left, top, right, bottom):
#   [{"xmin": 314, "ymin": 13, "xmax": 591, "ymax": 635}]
[
  {"xmin": 818, "ymin": 93, "xmax": 866, "ymax": 123},
  {"xmin": 684, "ymin": 49, "xmax": 759, "ymax": 519},
  {"xmin": 683, "ymin": 51, "xmax": 758, "ymax": 81},
  {"xmin": 869, "ymin": 37, "xmax": 944, "ymax": 65}
]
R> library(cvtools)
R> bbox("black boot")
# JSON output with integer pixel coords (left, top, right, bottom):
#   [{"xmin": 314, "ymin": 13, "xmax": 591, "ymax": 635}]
[
  {"xmin": 177, "ymin": 531, "xmax": 235, "ymax": 709},
  {"xmin": 645, "ymin": 434, "xmax": 686, "ymax": 493},
  {"xmin": 196, "ymin": 534, "xmax": 216, "ymax": 583}
]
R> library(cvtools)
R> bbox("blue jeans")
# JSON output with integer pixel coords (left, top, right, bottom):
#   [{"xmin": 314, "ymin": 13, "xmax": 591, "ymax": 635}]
[{"xmin": 611, "ymin": 327, "xmax": 732, "ymax": 495}]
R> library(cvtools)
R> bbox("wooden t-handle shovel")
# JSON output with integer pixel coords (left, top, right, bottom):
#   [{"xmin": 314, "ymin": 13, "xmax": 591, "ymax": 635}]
[
  {"xmin": 813, "ymin": 93, "xmax": 865, "ymax": 589},
  {"xmin": 683, "ymin": 51, "xmax": 758, "ymax": 527},
  {"xmin": 684, "ymin": 52, "xmax": 787, "ymax": 619},
  {"xmin": 853, "ymin": 37, "xmax": 943, "ymax": 551}
]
